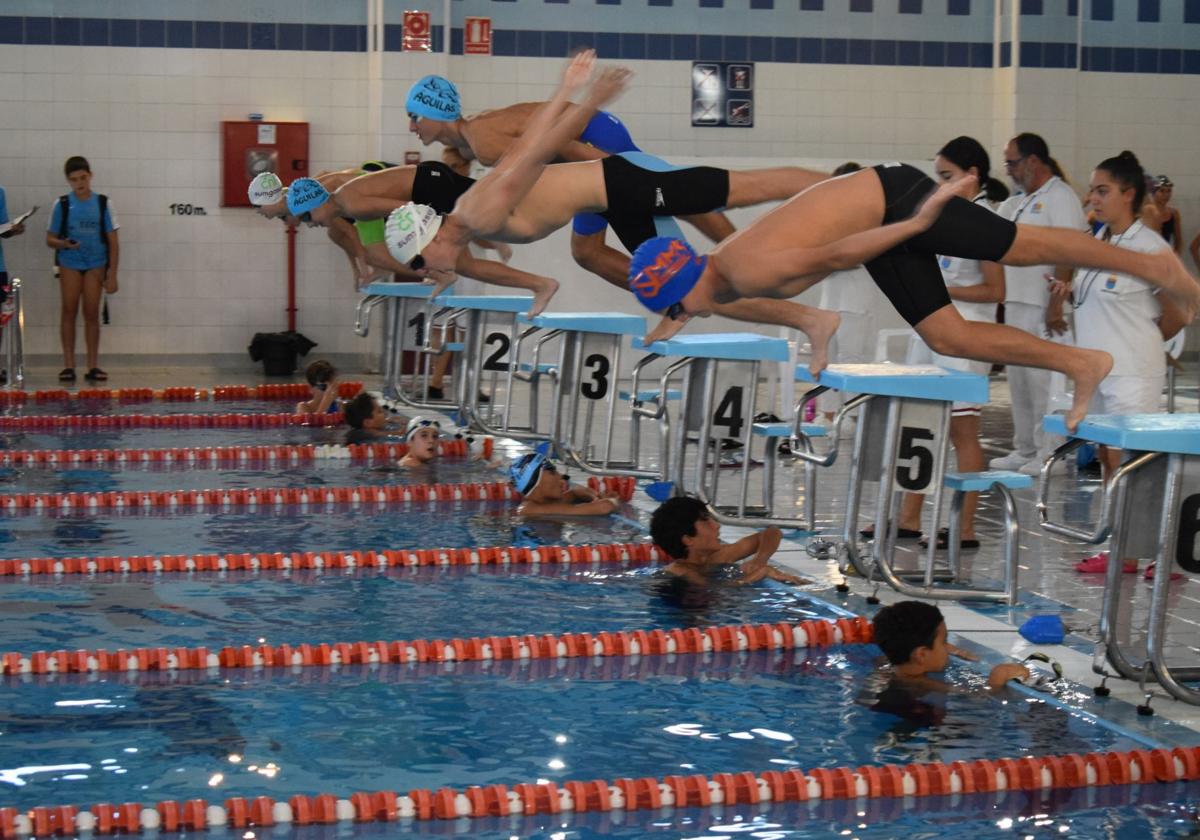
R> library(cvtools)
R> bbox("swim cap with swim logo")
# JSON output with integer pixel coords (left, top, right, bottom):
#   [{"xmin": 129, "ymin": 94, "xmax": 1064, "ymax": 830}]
[
  {"xmin": 628, "ymin": 237, "xmax": 707, "ymax": 312},
  {"xmin": 247, "ymin": 172, "xmax": 284, "ymax": 206},
  {"xmin": 406, "ymin": 75, "xmax": 461, "ymax": 121},
  {"xmin": 386, "ymin": 203, "xmax": 443, "ymax": 266},
  {"xmin": 286, "ymin": 178, "xmax": 330, "ymax": 217}
]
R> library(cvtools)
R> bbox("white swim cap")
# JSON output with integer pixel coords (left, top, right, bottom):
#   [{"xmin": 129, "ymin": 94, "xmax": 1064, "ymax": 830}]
[
  {"xmin": 386, "ymin": 203, "xmax": 442, "ymax": 266},
  {"xmin": 247, "ymin": 172, "xmax": 284, "ymax": 206}
]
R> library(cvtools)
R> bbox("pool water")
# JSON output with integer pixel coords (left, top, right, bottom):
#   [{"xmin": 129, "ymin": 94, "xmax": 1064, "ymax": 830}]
[
  {"xmin": 0, "ymin": 645, "xmax": 1150, "ymax": 811},
  {"xmin": 0, "ymin": 567, "xmax": 847, "ymax": 653},
  {"xmin": 2, "ymin": 426, "xmax": 345, "ymax": 451},
  {"xmin": 0, "ymin": 502, "xmax": 644, "ymax": 560}
]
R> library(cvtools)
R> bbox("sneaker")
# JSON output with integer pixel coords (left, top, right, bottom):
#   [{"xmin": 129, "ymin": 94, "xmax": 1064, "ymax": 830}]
[
  {"xmin": 1144, "ymin": 562, "xmax": 1184, "ymax": 582},
  {"xmin": 1017, "ymin": 458, "xmax": 1044, "ymax": 477},
  {"xmin": 1074, "ymin": 551, "xmax": 1137, "ymax": 574},
  {"xmin": 990, "ymin": 451, "xmax": 1033, "ymax": 470}
]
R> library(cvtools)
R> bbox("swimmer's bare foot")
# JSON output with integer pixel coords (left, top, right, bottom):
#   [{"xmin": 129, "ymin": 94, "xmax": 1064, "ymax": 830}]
[
  {"xmin": 804, "ymin": 309, "xmax": 840, "ymax": 376},
  {"xmin": 644, "ymin": 312, "xmax": 691, "ymax": 344},
  {"xmin": 1065, "ymin": 347, "xmax": 1113, "ymax": 433},
  {"xmin": 527, "ymin": 276, "xmax": 559, "ymax": 317}
]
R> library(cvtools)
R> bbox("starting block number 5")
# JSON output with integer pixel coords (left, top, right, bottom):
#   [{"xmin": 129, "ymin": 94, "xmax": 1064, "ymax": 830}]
[{"xmin": 892, "ymin": 400, "xmax": 944, "ymax": 494}]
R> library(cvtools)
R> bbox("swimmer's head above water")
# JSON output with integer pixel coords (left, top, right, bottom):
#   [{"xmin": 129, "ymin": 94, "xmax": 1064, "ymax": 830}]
[
  {"xmin": 406, "ymin": 75, "xmax": 462, "ymax": 144},
  {"xmin": 629, "ymin": 237, "xmax": 720, "ymax": 341},
  {"xmin": 285, "ymin": 178, "xmax": 337, "ymax": 227},
  {"xmin": 248, "ymin": 172, "xmax": 295, "ymax": 222},
  {"xmin": 508, "ymin": 452, "xmax": 569, "ymax": 498}
]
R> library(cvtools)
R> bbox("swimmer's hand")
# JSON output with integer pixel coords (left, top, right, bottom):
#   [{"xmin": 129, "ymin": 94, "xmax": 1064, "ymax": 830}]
[
  {"xmin": 561, "ymin": 49, "xmax": 597, "ymax": 95},
  {"xmin": 946, "ymin": 643, "xmax": 978, "ymax": 662},
  {"xmin": 423, "ymin": 269, "xmax": 458, "ymax": 298},
  {"xmin": 584, "ymin": 66, "xmax": 634, "ymax": 110},
  {"xmin": 987, "ymin": 663, "xmax": 1031, "ymax": 690},
  {"xmin": 644, "ymin": 312, "xmax": 692, "ymax": 344},
  {"xmin": 914, "ymin": 173, "xmax": 977, "ymax": 231}
]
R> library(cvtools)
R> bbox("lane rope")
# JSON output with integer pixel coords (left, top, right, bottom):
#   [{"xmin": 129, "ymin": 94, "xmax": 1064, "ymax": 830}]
[{"xmin": 0, "ymin": 383, "xmax": 364, "ymax": 405}]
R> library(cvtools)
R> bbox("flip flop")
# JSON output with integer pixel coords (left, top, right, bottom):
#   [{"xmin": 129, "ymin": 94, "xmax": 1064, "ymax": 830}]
[
  {"xmin": 859, "ymin": 524, "xmax": 921, "ymax": 540},
  {"xmin": 919, "ymin": 527, "xmax": 981, "ymax": 550},
  {"xmin": 84, "ymin": 367, "xmax": 108, "ymax": 382},
  {"xmin": 58, "ymin": 368, "xmax": 75, "ymax": 382}
]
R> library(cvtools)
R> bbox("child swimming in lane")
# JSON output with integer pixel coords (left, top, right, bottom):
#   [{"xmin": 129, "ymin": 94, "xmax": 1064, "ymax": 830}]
[
  {"xmin": 648, "ymin": 496, "xmax": 809, "ymax": 586},
  {"xmin": 343, "ymin": 392, "xmax": 407, "ymax": 445},
  {"xmin": 398, "ymin": 416, "xmax": 442, "ymax": 469},
  {"xmin": 296, "ymin": 360, "xmax": 340, "ymax": 416},
  {"xmin": 508, "ymin": 452, "xmax": 621, "ymax": 517}
]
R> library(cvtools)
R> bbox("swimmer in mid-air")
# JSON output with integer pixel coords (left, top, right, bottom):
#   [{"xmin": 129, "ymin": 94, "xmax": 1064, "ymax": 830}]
[
  {"xmin": 397, "ymin": 51, "xmax": 840, "ymax": 371},
  {"xmin": 623, "ymin": 161, "xmax": 1200, "ymax": 431}
]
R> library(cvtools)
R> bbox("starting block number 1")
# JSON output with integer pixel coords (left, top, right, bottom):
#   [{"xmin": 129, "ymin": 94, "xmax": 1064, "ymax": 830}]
[{"xmin": 892, "ymin": 400, "xmax": 944, "ymax": 494}]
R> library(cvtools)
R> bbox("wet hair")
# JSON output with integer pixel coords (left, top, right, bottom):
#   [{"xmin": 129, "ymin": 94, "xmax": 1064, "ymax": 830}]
[
  {"xmin": 1095, "ymin": 150, "xmax": 1147, "ymax": 215},
  {"xmin": 937, "ymin": 136, "xmax": 1009, "ymax": 203},
  {"xmin": 872, "ymin": 601, "xmax": 944, "ymax": 666},
  {"xmin": 650, "ymin": 496, "xmax": 709, "ymax": 560},
  {"xmin": 343, "ymin": 392, "xmax": 377, "ymax": 429},
  {"xmin": 1011, "ymin": 133, "xmax": 1068, "ymax": 183},
  {"xmin": 63, "ymin": 156, "xmax": 91, "ymax": 177},
  {"xmin": 832, "ymin": 162, "xmax": 862, "ymax": 177},
  {"xmin": 305, "ymin": 359, "xmax": 335, "ymax": 387}
]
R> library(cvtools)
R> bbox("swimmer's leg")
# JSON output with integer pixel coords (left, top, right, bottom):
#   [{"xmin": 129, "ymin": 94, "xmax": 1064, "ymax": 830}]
[
  {"xmin": 570, "ymin": 229, "xmax": 631, "ymax": 289},
  {"xmin": 915, "ymin": 305, "xmax": 1111, "ymax": 433},
  {"xmin": 1001, "ymin": 225, "xmax": 1200, "ymax": 318},
  {"xmin": 725, "ymin": 166, "xmax": 830, "ymax": 207},
  {"xmin": 678, "ymin": 211, "xmax": 736, "ymax": 244}
]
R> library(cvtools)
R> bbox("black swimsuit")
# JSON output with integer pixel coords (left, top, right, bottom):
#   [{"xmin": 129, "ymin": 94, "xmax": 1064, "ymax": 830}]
[{"xmin": 411, "ymin": 161, "xmax": 476, "ymax": 214}]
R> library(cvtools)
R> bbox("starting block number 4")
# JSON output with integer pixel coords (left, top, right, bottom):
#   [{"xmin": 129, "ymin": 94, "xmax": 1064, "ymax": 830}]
[
  {"xmin": 685, "ymin": 363, "xmax": 750, "ymax": 439},
  {"xmin": 892, "ymin": 400, "xmax": 944, "ymax": 494}
]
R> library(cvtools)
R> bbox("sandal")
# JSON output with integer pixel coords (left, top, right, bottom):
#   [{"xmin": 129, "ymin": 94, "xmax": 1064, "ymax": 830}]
[
  {"xmin": 919, "ymin": 527, "xmax": 980, "ymax": 550},
  {"xmin": 859, "ymin": 523, "xmax": 921, "ymax": 540},
  {"xmin": 58, "ymin": 368, "xmax": 75, "ymax": 382},
  {"xmin": 84, "ymin": 368, "xmax": 108, "ymax": 382}
]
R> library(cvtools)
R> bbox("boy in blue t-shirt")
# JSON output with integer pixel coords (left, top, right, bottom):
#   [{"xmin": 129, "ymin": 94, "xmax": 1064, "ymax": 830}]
[
  {"xmin": 46, "ymin": 156, "xmax": 120, "ymax": 383},
  {"xmin": 0, "ymin": 184, "xmax": 28, "ymax": 384}
]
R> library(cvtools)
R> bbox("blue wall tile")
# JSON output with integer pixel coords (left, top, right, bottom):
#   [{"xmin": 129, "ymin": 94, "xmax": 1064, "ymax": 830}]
[
  {"xmin": 774, "ymin": 36, "xmax": 797, "ymax": 62},
  {"xmin": 110, "ymin": 18, "xmax": 136, "ymax": 47},
  {"xmin": 799, "ymin": 37, "xmax": 821, "ymax": 62},
  {"xmin": 872, "ymin": 39, "xmax": 896, "ymax": 64},
  {"xmin": 1112, "ymin": 47, "xmax": 1135, "ymax": 72},
  {"xmin": 1184, "ymin": 50, "xmax": 1200, "ymax": 73},
  {"xmin": 249, "ymin": 22, "xmax": 275, "ymax": 50},
  {"xmin": 450, "ymin": 27, "xmax": 463, "ymax": 54},
  {"xmin": 1135, "ymin": 47, "xmax": 1158, "ymax": 73},
  {"xmin": 899, "ymin": 0, "xmax": 923, "ymax": 13},
  {"xmin": 698, "ymin": 33, "xmax": 722, "ymax": 60},
  {"xmin": 749, "ymin": 35, "xmax": 772, "ymax": 61},
  {"xmin": 897, "ymin": 39, "xmax": 920, "ymax": 65},
  {"xmin": 81, "ymin": 18, "xmax": 108, "ymax": 46},
  {"xmin": 1019, "ymin": 40, "xmax": 1041, "ymax": 66},
  {"xmin": 304, "ymin": 23, "xmax": 330, "ymax": 51},
  {"xmin": 823, "ymin": 37, "xmax": 847, "ymax": 63},
  {"xmin": 724, "ymin": 34, "xmax": 747, "ymax": 61},
  {"xmin": 222, "ymin": 21, "xmax": 248, "ymax": 49},
  {"xmin": 1087, "ymin": 46, "xmax": 1111, "ymax": 71},
  {"xmin": 0, "ymin": 17, "xmax": 20, "ymax": 45},
  {"xmin": 699, "ymin": 0, "xmax": 725, "ymax": 7},
  {"xmin": 277, "ymin": 22, "xmax": 302, "ymax": 50},
  {"xmin": 53, "ymin": 17, "xmax": 81, "ymax": 46},
  {"xmin": 138, "ymin": 19, "xmax": 165, "ymax": 47},
  {"xmin": 1067, "ymin": 0, "xmax": 1077, "ymax": 15},
  {"xmin": 492, "ymin": 28, "xmax": 516, "ymax": 55},
  {"xmin": 25, "ymin": 16, "xmax": 51, "ymax": 45},
  {"xmin": 1188, "ymin": 0, "xmax": 1200, "ymax": 23},
  {"xmin": 646, "ymin": 32, "xmax": 669, "ymax": 59},
  {"xmin": 619, "ymin": 31, "xmax": 646, "ymax": 58},
  {"xmin": 922, "ymin": 40, "xmax": 945, "ymax": 65},
  {"xmin": 382, "ymin": 23, "xmax": 403, "ymax": 51},
  {"xmin": 948, "ymin": 0, "xmax": 970, "ymax": 14},
  {"xmin": 1020, "ymin": 0, "xmax": 1042, "ymax": 14},
  {"xmin": 1137, "ymin": 0, "xmax": 1159, "ymax": 23},
  {"xmin": 850, "ymin": 0, "xmax": 873, "ymax": 10},
  {"xmin": 672, "ymin": 33, "xmax": 695, "ymax": 59},
  {"xmin": 945, "ymin": 40, "xmax": 968, "ymax": 65},
  {"xmin": 847, "ymin": 38, "xmax": 871, "ymax": 64},
  {"xmin": 1041, "ymin": 41, "xmax": 1066, "ymax": 67},
  {"xmin": 970, "ymin": 41, "xmax": 991, "ymax": 66},
  {"xmin": 167, "ymin": 19, "xmax": 193, "ymax": 48},
  {"xmin": 648, "ymin": 0, "xmax": 673, "ymax": 5},
  {"xmin": 1159, "ymin": 48, "xmax": 1181, "ymax": 73},
  {"xmin": 999, "ymin": 40, "xmax": 1011, "ymax": 66},
  {"xmin": 544, "ymin": 29, "xmax": 569, "ymax": 56},
  {"xmin": 196, "ymin": 20, "xmax": 220, "ymax": 49},
  {"xmin": 595, "ymin": 30, "xmax": 619, "ymax": 57},
  {"xmin": 517, "ymin": 28, "xmax": 543, "ymax": 56},
  {"xmin": 597, "ymin": 0, "xmax": 621, "ymax": 5},
  {"xmin": 800, "ymin": 0, "xmax": 824, "ymax": 8},
  {"xmin": 750, "ymin": 0, "xmax": 774, "ymax": 9},
  {"xmin": 1091, "ymin": 0, "xmax": 1113, "ymax": 21}
]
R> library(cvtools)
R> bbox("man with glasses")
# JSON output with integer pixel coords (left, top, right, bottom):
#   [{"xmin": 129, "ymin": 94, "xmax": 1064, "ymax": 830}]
[{"xmin": 989, "ymin": 133, "xmax": 1087, "ymax": 475}]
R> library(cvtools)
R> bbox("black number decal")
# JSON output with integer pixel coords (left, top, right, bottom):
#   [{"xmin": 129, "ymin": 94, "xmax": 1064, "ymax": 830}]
[
  {"xmin": 483, "ymin": 332, "xmax": 510, "ymax": 372},
  {"xmin": 580, "ymin": 353, "xmax": 610, "ymax": 400},
  {"xmin": 712, "ymin": 387, "xmax": 745, "ymax": 439},
  {"xmin": 406, "ymin": 311, "xmax": 426, "ymax": 347},
  {"xmin": 896, "ymin": 426, "xmax": 935, "ymax": 491},
  {"xmin": 1177, "ymin": 493, "xmax": 1200, "ymax": 574}
]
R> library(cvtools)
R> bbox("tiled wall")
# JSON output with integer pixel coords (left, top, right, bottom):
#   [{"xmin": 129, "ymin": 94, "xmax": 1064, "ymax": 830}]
[{"xmin": 0, "ymin": 0, "xmax": 1197, "ymax": 361}]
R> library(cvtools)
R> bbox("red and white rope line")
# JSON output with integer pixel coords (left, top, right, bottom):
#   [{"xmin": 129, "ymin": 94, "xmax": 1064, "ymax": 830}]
[
  {"xmin": 4, "ymin": 744, "xmax": 1197, "ymax": 837},
  {"xmin": 0, "ymin": 383, "xmax": 364, "ymax": 404},
  {"xmin": 0, "ymin": 412, "xmax": 342, "ymax": 431},
  {"xmin": 0, "ymin": 471, "xmax": 629, "ymax": 512},
  {"xmin": 0, "ymin": 436, "xmax": 491, "ymax": 468},
  {"xmin": 0, "ymin": 539, "xmax": 660, "ymax": 578},
  {"xmin": 1, "ymin": 617, "xmax": 869, "ymax": 677}
]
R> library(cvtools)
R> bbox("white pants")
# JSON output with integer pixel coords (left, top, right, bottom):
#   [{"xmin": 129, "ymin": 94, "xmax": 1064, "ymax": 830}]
[
  {"xmin": 1003, "ymin": 301, "xmax": 1051, "ymax": 459},
  {"xmin": 817, "ymin": 310, "xmax": 876, "ymax": 414}
]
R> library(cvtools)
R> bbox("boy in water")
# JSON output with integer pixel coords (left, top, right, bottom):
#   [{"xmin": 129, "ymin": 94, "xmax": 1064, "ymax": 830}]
[
  {"xmin": 296, "ymin": 360, "xmax": 339, "ymax": 415},
  {"xmin": 343, "ymin": 392, "xmax": 406, "ymax": 445},
  {"xmin": 398, "ymin": 416, "xmax": 441, "ymax": 468},
  {"xmin": 509, "ymin": 452, "xmax": 621, "ymax": 517},
  {"xmin": 649, "ymin": 496, "xmax": 808, "ymax": 585}
]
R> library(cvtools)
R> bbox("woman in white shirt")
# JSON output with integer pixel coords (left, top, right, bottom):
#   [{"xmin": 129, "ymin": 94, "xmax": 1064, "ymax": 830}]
[
  {"xmin": 890, "ymin": 137, "xmax": 1008, "ymax": 550},
  {"xmin": 1066, "ymin": 151, "xmax": 1187, "ymax": 577}
]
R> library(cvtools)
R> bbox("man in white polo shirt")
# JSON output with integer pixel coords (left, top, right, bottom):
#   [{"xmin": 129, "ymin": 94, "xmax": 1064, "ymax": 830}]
[{"xmin": 989, "ymin": 133, "xmax": 1087, "ymax": 475}]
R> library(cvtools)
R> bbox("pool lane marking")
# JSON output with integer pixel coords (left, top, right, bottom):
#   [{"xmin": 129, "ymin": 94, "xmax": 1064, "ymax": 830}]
[
  {"xmin": 0, "ymin": 616, "xmax": 872, "ymax": 676},
  {"xmin": 0, "ymin": 538, "xmax": 660, "ymax": 577},
  {"xmin": 2, "ymin": 744, "xmax": 1198, "ymax": 837}
]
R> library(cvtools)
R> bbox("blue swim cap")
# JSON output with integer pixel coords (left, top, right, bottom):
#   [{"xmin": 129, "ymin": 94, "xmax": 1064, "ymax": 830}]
[
  {"xmin": 406, "ymin": 75, "xmax": 461, "ymax": 121},
  {"xmin": 509, "ymin": 452, "xmax": 548, "ymax": 495},
  {"xmin": 628, "ymin": 237, "xmax": 707, "ymax": 312},
  {"xmin": 286, "ymin": 178, "xmax": 330, "ymax": 217}
]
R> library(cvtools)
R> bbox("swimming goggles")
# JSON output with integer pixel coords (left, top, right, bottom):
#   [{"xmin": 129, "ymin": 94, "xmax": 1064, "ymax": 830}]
[
  {"xmin": 407, "ymin": 112, "xmax": 423, "ymax": 123},
  {"xmin": 664, "ymin": 302, "xmax": 687, "ymax": 321},
  {"xmin": 408, "ymin": 255, "xmax": 426, "ymax": 272},
  {"xmin": 1021, "ymin": 652, "xmax": 1064, "ymax": 692}
]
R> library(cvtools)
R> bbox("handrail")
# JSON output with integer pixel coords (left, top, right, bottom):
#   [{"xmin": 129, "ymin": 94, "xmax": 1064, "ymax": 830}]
[
  {"xmin": 1037, "ymin": 439, "xmax": 1161, "ymax": 543},
  {"xmin": 353, "ymin": 294, "xmax": 386, "ymax": 337}
]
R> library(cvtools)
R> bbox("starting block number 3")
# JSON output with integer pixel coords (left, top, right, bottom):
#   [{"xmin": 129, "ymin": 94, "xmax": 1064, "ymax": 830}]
[{"xmin": 892, "ymin": 400, "xmax": 944, "ymax": 494}]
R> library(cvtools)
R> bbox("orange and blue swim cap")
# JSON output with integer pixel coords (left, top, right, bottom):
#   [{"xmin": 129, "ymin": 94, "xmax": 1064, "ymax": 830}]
[{"xmin": 628, "ymin": 237, "xmax": 707, "ymax": 312}]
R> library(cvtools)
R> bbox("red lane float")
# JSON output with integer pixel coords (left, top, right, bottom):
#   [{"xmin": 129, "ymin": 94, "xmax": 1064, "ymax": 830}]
[
  {"xmin": 0, "ymin": 382, "xmax": 363, "ymax": 406},
  {"xmin": 7, "ymin": 744, "xmax": 1199, "ymax": 837},
  {"xmin": 0, "ymin": 617, "xmax": 874, "ymax": 676},
  {"xmin": 0, "ymin": 412, "xmax": 342, "ymax": 432},
  {"xmin": 0, "ymin": 539, "xmax": 661, "ymax": 578},
  {"xmin": 0, "ymin": 477, "xmax": 513, "ymax": 512},
  {"xmin": 0, "ymin": 437, "xmax": 491, "ymax": 469},
  {"xmin": 586, "ymin": 476, "xmax": 637, "ymax": 502}
]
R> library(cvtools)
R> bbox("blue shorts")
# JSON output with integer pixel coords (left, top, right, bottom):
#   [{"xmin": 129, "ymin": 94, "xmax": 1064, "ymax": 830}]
[{"xmin": 572, "ymin": 111, "xmax": 641, "ymax": 237}]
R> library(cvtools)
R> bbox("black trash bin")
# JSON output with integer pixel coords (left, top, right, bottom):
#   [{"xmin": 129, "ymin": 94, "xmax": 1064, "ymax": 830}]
[{"xmin": 248, "ymin": 331, "xmax": 317, "ymax": 376}]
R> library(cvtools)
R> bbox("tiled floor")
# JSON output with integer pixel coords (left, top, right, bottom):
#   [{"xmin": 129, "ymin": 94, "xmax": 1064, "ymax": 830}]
[{"xmin": 10, "ymin": 356, "xmax": 1200, "ymax": 742}]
